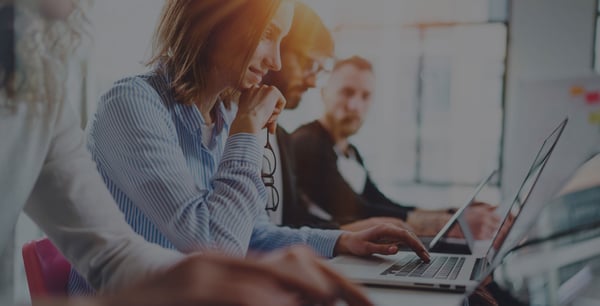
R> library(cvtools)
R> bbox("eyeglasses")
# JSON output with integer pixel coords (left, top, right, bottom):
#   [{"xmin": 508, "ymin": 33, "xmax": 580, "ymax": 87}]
[{"xmin": 262, "ymin": 131, "xmax": 279, "ymax": 211}]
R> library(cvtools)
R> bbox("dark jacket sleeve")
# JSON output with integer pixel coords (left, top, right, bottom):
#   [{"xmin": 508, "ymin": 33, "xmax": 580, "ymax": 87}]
[{"xmin": 290, "ymin": 123, "xmax": 413, "ymax": 224}]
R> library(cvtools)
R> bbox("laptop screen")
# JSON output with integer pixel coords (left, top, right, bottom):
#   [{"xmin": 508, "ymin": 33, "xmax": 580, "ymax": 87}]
[
  {"xmin": 427, "ymin": 170, "xmax": 499, "ymax": 252},
  {"xmin": 483, "ymin": 118, "xmax": 568, "ymax": 267}
]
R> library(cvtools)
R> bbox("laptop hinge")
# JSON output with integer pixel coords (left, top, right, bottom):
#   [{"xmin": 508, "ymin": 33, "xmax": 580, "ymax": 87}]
[
  {"xmin": 430, "ymin": 239, "xmax": 472, "ymax": 255},
  {"xmin": 470, "ymin": 258, "xmax": 485, "ymax": 280}
]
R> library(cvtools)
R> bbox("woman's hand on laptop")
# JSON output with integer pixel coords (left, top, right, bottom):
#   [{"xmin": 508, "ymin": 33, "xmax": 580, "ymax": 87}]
[{"xmin": 334, "ymin": 224, "xmax": 431, "ymax": 262}]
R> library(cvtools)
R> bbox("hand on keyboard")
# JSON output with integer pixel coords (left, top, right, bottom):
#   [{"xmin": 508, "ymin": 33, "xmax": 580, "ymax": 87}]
[{"xmin": 334, "ymin": 223, "xmax": 431, "ymax": 262}]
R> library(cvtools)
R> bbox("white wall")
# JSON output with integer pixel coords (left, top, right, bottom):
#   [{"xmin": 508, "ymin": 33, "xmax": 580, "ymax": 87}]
[
  {"xmin": 89, "ymin": 0, "xmax": 164, "ymax": 97},
  {"xmin": 503, "ymin": 0, "xmax": 597, "ymax": 197}
]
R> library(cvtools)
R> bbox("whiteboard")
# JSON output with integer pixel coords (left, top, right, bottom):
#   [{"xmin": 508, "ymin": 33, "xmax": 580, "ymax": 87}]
[{"xmin": 502, "ymin": 75, "xmax": 600, "ymax": 239}]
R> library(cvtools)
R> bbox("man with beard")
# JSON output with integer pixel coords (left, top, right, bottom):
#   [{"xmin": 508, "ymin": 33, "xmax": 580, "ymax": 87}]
[
  {"xmin": 290, "ymin": 56, "xmax": 501, "ymax": 237},
  {"xmin": 259, "ymin": 1, "xmax": 337, "ymax": 229}
]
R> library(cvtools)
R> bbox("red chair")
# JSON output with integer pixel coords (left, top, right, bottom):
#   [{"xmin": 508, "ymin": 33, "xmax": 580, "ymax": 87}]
[{"xmin": 22, "ymin": 238, "xmax": 71, "ymax": 299}]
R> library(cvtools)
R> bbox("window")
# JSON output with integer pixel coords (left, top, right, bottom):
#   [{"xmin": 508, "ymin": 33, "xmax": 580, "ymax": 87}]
[
  {"xmin": 284, "ymin": 0, "xmax": 508, "ymax": 207},
  {"xmin": 417, "ymin": 23, "xmax": 506, "ymax": 185}
]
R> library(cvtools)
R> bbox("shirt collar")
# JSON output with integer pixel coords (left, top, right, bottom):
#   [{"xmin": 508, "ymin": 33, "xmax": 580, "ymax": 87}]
[
  {"xmin": 173, "ymin": 99, "xmax": 237, "ymax": 135},
  {"xmin": 153, "ymin": 66, "xmax": 238, "ymax": 135},
  {"xmin": 173, "ymin": 103, "xmax": 204, "ymax": 133}
]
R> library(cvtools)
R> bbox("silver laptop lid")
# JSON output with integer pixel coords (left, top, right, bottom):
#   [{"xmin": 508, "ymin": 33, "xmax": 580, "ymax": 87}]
[
  {"xmin": 427, "ymin": 170, "xmax": 499, "ymax": 252},
  {"xmin": 483, "ymin": 118, "xmax": 568, "ymax": 269}
]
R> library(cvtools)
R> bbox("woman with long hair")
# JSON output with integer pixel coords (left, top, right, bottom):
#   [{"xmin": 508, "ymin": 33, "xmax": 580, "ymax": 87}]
[
  {"xmin": 67, "ymin": 0, "xmax": 429, "ymax": 295},
  {"xmin": 0, "ymin": 1, "xmax": 379, "ymax": 305}
]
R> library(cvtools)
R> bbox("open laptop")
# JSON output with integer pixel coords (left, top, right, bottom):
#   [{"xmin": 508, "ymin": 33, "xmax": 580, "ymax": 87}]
[
  {"xmin": 419, "ymin": 170, "xmax": 498, "ymax": 256},
  {"xmin": 329, "ymin": 118, "xmax": 568, "ymax": 293}
]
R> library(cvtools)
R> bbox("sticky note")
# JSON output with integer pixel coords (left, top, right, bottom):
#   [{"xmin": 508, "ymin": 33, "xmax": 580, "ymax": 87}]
[
  {"xmin": 585, "ymin": 92, "xmax": 600, "ymax": 104},
  {"xmin": 589, "ymin": 111, "xmax": 600, "ymax": 125},
  {"xmin": 570, "ymin": 86, "xmax": 585, "ymax": 96}
]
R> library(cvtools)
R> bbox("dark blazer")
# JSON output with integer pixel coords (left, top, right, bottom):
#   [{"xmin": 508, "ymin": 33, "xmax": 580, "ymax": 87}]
[
  {"xmin": 276, "ymin": 125, "xmax": 340, "ymax": 229},
  {"xmin": 290, "ymin": 121, "xmax": 415, "ymax": 225}
]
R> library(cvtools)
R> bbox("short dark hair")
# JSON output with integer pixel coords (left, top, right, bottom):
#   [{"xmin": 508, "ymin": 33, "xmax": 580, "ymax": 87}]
[
  {"xmin": 280, "ymin": 2, "xmax": 334, "ymax": 57},
  {"xmin": 0, "ymin": 4, "xmax": 15, "ymax": 97},
  {"xmin": 332, "ymin": 56, "xmax": 373, "ymax": 74}
]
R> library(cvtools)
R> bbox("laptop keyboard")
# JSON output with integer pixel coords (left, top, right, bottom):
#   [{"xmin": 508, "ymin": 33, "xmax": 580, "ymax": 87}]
[{"xmin": 381, "ymin": 255, "xmax": 465, "ymax": 280}]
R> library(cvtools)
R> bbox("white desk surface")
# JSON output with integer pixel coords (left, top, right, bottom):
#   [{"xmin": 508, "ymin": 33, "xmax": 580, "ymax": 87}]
[{"xmin": 365, "ymin": 286, "xmax": 466, "ymax": 305}]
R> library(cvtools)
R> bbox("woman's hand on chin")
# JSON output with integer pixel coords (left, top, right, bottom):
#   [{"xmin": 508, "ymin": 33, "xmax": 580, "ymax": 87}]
[{"xmin": 231, "ymin": 85, "xmax": 286, "ymax": 135}]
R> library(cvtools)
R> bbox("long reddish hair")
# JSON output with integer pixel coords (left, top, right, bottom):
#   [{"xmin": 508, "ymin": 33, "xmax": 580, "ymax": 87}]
[{"xmin": 149, "ymin": 0, "xmax": 282, "ymax": 105}]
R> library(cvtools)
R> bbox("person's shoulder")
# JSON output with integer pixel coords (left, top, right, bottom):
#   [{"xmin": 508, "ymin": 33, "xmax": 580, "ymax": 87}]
[
  {"xmin": 98, "ymin": 72, "xmax": 171, "ymax": 114},
  {"xmin": 276, "ymin": 124, "xmax": 291, "ymax": 142},
  {"xmin": 290, "ymin": 121, "xmax": 331, "ymax": 155},
  {"xmin": 102, "ymin": 73, "xmax": 156, "ymax": 101},
  {"xmin": 291, "ymin": 121, "xmax": 323, "ymax": 140},
  {"xmin": 87, "ymin": 72, "xmax": 176, "ymax": 141},
  {"xmin": 276, "ymin": 124, "xmax": 289, "ymax": 135}
]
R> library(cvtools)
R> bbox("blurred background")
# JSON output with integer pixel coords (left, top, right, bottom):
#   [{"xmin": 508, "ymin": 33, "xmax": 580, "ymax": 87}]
[{"xmin": 8, "ymin": 0, "xmax": 600, "ymax": 303}]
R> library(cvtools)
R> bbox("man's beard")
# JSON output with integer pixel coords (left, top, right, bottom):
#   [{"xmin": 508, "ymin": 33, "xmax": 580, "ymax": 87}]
[
  {"xmin": 339, "ymin": 117, "xmax": 362, "ymax": 137},
  {"xmin": 283, "ymin": 84, "xmax": 308, "ymax": 109}
]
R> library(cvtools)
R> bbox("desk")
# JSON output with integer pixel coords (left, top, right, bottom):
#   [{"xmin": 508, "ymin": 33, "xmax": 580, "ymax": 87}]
[{"xmin": 366, "ymin": 286, "xmax": 466, "ymax": 306}]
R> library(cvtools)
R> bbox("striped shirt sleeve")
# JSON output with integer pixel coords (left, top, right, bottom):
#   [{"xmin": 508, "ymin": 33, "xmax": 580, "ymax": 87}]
[
  {"xmin": 88, "ymin": 77, "xmax": 266, "ymax": 256},
  {"xmin": 250, "ymin": 213, "xmax": 343, "ymax": 258}
]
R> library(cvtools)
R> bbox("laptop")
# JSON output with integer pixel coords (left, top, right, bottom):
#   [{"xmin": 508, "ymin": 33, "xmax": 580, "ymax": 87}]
[
  {"xmin": 329, "ymin": 118, "xmax": 568, "ymax": 293},
  {"xmin": 414, "ymin": 170, "xmax": 499, "ymax": 256},
  {"xmin": 426, "ymin": 170, "xmax": 499, "ymax": 255},
  {"xmin": 385, "ymin": 169, "xmax": 498, "ymax": 256}
]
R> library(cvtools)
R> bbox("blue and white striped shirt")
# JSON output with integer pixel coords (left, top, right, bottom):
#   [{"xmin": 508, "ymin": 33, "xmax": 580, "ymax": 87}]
[{"xmin": 68, "ymin": 70, "xmax": 342, "ymax": 295}]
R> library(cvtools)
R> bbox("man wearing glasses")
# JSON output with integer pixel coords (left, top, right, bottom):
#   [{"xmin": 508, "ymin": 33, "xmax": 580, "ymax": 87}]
[
  {"xmin": 260, "ymin": 2, "xmax": 338, "ymax": 228},
  {"xmin": 262, "ymin": 3, "xmax": 414, "ymax": 232},
  {"xmin": 289, "ymin": 54, "xmax": 501, "ymax": 238}
]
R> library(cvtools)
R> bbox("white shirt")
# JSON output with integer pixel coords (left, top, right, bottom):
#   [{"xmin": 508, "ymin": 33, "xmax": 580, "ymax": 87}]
[
  {"xmin": 200, "ymin": 122, "xmax": 215, "ymax": 148},
  {"xmin": 335, "ymin": 147, "xmax": 368, "ymax": 194},
  {"xmin": 0, "ymin": 95, "xmax": 182, "ymax": 301}
]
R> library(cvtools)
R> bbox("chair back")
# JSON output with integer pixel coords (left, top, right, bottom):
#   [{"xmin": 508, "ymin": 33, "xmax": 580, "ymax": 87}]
[{"xmin": 22, "ymin": 238, "xmax": 71, "ymax": 299}]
